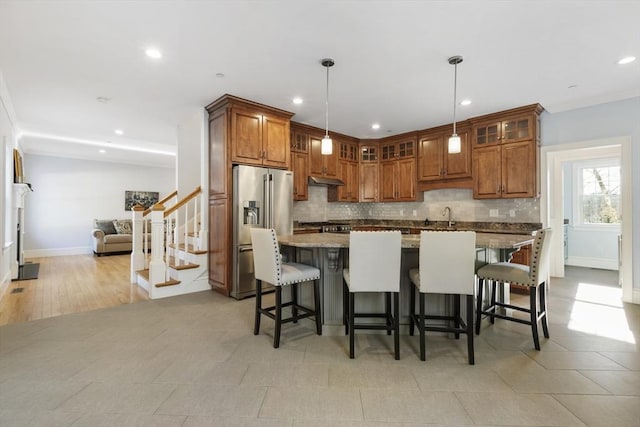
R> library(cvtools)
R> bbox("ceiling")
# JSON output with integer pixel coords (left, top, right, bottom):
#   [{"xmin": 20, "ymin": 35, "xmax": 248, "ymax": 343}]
[{"xmin": 1, "ymin": 1, "xmax": 638, "ymax": 168}]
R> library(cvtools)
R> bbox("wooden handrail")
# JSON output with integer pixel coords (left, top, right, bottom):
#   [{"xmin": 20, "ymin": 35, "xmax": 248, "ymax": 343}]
[
  {"xmin": 144, "ymin": 190, "xmax": 178, "ymax": 216},
  {"xmin": 164, "ymin": 186, "xmax": 202, "ymax": 217}
]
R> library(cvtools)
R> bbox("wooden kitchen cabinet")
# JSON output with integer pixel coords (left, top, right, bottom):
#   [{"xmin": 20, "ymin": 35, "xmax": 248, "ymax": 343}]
[
  {"xmin": 418, "ymin": 128, "xmax": 471, "ymax": 182},
  {"xmin": 379, "ymin": 134, "xmax": 422, "ymax": 202},
  {"xmin": 471, "ymin": 104, "xmax": 543, "ymax": 199},
  {"xmin": 359, "ymin": 145, "xmax": 379, "ymax": 202},
  {"xmin": 309, "ymin": 135, "xmax": 338, "ymax": 178},
  {"xmin": 291, "ymin": 130, "xmax": 309, "ymax": 201},
  {"xmin": 329, "ymin": 160, "xmax": 359, "ymax": 202},
  {"xmin": 231, "ymin": 107, "xmax": 290, "ymax": 169}
]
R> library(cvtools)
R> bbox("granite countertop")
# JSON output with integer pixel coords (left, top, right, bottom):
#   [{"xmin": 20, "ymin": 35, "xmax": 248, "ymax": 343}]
[
  {"xmin": 279, "ymin": 232, "xmax": 534, "ymax": 249},
  {"xmin": 294, "ymin": 220, "xmax": 541, "ymax": 235}
]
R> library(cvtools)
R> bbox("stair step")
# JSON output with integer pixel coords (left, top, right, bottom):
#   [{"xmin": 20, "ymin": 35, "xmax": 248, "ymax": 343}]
[
  {"xmin": 155, "ymin": 279, "xmax": 181, "ymax": 288},
  {"xmin": 169, "ymin": 243, "xmax": 207, "ymax": 255},
  {"xmin": 137, "ymin": 269, "xmax": 150, "ymax": 280},
  {"xmin": 167, "ymin": 256, "xmax": 200, "ymax": 270}
]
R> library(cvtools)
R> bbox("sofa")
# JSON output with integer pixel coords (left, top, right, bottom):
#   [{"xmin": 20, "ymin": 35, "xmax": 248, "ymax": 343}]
[{"xmin": 92, "ymin": 219, "xmax": 149, "ymax": 256}]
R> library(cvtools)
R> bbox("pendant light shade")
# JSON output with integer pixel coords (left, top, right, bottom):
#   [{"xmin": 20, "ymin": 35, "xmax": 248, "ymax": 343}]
[
  {"xmin": 321, "ymin": 58, "xmax": 334, "ymax": 155},
  {"xmin": 448, "ymin": 55, "xmax": 463, "ymax": 154}
]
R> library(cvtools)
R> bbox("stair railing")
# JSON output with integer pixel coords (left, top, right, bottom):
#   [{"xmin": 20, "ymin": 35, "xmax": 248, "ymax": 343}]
[{"xmin": 163, "ymin": 186, "xmax": 202, "ymax": 273}]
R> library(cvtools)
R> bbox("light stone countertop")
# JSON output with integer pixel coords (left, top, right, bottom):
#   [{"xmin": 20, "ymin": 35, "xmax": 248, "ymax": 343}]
[{"xmin": 279, "ymin": 232, "xmax": 534, "ymax": 249}]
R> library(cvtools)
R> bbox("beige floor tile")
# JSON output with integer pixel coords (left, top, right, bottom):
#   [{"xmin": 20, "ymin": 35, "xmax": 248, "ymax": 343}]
[
  {"xmin": 456, "ymin": 391, "xmax": 585, "ymax": 426},
  {"xmin": 70, "ymin": 413, "xmax": 187, "ymax": 427},
  {"xmin": 553, "ymin": 394, "xmax": 640, "ymax": 427},
  {"xmin": 524, "ymin": 350, "xmax": 628, "ymax": 370},
  {"xmin": 227, "ymin": 337, "xmax": 306, "ymax": 364},
  {"xmin": 154, "ymin": 358, "xmax": 249, "ymax": 385},
  {"xmin": 259, "ymin": 386, "xmax": 363, "ymax": 421},
  {"xmin": 329, "ymin": 362, "xmax": 418, "ymax": 389},
  {"xmin": 360, "ymin": 389, "xmax": 472, "ymax": 424},
  {"xmin": 56, "ymin": 381, "xmax": 177, "ymax": 414},
  {"xmin": 496, "ymin": 364, "xmax": 609, "ymax": 394},
  {"xmin": 600, "ymin": 351, "xmax": 640, "ymax": 370},
  {"xmin": 293, "ymin": 421, "xmax": 402, "ymax": 427},
  {"xmin": 0, "ymin": 409, "xmax": 82, "ymax": 427},
  {"xmin": 550, "ymin": 335, "xmax": 639, "ymax": 352},
  {"xmin": 578, "ymin": 370, "xmax": 640, "ymax": 395},
  {"xmin": 156, "ymin": 384, "xmax": 267, "ymax": 417},
  {"xmin": 70, "ymin": 354, "xmax": 174, "ymax": 383},
  {"xmin": 410, "ymin": 365, "xmax": 512, "ymax": 392},
  {"xmin": 242, "ymin": 362, "xmax": 329, "ymax": 387},
  {"xmin": 0, "ymin": 379, "xmax": 89, "ymax": 411},
  {"xmin": 184, "ymin": 416, "xmax": 293, "ymax": 426}
]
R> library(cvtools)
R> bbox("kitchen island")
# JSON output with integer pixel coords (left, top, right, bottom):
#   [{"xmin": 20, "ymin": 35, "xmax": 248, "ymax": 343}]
[{"xmin": 278, "ymin": 232, "xmax": 534, "ymax": 334}]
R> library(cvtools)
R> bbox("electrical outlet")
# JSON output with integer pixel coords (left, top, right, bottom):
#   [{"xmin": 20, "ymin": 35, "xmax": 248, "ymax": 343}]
[
  {"xmin": 399, "ymin": 209, "xmax": 404, "ymax": 217},
  {"xmin": 368, "ymin": 209, "xmax": 372, "ymax": 216},
  {"xmin": 509, "ymin": 209, "xmax": 516, "ymax": 217},
  {"xmin": 489, "ymin": 209, "xmax": 499, "ymax": 218},
  {"xmin": 412, "ymin": 210, "xmax": 417, "ymax": 217}
]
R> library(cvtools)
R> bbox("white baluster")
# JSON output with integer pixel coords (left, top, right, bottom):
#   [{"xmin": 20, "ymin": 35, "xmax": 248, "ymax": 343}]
[
  {"xmin": 149, "ymin": 204, "xmax": 167, "ymax": 297},
  {"xmin": 130, "ymin": 206, "xmax": 144, "ymax": 283}
]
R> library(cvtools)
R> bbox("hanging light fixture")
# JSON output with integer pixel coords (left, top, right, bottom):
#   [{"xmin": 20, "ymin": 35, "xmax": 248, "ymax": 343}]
[
  {"xmin": 321, "ymin": 58, "xmax": 335, "ymax": 155},
  {"xmin": 447, "ymin": 55, "xmax": 463, "ymax": 154}
]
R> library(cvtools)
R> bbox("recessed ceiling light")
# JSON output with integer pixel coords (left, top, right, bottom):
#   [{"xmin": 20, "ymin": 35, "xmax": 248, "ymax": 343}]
[
  {"xmin": 114, "ymin": 129, "xmax": 124, "ymax": 135},
  {"xmin": 292, "ymin": 97, "xmax": 303, "ymax": 105},
  {"xmin": 99, "ymin": 149, "xmax": 106, "ymax": 154},
  {"xmin": 96, "ymin": 96, "xmax": 111, "ymax": 103},
  {"xmin": 145, "ymin": 48, "xmax": 162, "ymax": 59},
  {"xmin": 568, "ymin": 84, "xmax": 578, "ymax": 89},
  {"xmin": 460, "ymin": 99, "xmax": 472, "ymax": 106},
  {"xmin": 371, "ymin": 123, "xmax": 381, "ymax": 130},
  {"xmin": 215, "ymin": 73, "xmax": 225, "ymax": 78},
  {"xmin": 618, "ymin": 56, "xmax": 636, "ymax": 65}
]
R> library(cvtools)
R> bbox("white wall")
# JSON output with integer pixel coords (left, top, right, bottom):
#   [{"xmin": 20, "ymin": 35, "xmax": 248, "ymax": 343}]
[
  {"xmin": 176, "ymin": 109, "xmax": 206, "ymax": 196},
  {"xmin": 541, "ymin": 97, "xmax": 640, "ymax": 288},
  {"xmin": 22, "ymin": 154, "xmax": 175, "ymax": 257},
  {"xmin": 0, "ymin": 70, "xmax": 18, "ymax": 290}
]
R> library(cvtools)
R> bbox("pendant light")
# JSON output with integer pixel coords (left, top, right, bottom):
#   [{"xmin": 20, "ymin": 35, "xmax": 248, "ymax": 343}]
[
  {"xmin": 447, "ymin": 55, "xmax": 463, "ymax": 154},
  {"xmin": 321, "ymin": 58, "xmax": 335, "ymax": 155}
]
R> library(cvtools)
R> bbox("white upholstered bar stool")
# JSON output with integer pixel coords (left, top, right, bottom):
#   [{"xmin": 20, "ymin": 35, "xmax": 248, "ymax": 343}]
[
  {"xmin": 475, "ymin": 228, "xmax": 553, "ymax": 350},
  {"xmin": 408, "ymin": 231, "xmax": 477, "ymax": 364},
  {"xmin": 343, "ymin": 231, "xmax": 402, "ymax": 359},
  {"xmin": 250, "ymin": 228, "xmax": 321, "ymax": 348}
]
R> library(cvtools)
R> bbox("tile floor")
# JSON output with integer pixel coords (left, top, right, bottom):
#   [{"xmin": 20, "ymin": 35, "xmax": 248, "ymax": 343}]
[{"xmin": 0, "ymin": 266, "xmax": 638, "ymax": 426}]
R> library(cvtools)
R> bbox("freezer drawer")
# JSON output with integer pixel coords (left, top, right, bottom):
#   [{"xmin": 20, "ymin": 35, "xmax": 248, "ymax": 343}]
[{"xmin": 233, "ymin": 245, "xmax": 256, "ymax": 299}]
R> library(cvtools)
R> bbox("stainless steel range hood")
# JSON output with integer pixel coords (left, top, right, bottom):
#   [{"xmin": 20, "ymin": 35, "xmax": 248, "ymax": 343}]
[{"xmin": 308, "ymin": 176, "xmax": 345, "ymax": 186}]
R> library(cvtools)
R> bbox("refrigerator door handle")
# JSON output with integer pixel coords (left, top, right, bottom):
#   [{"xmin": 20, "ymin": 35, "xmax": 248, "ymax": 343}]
[
  {"xmin": 262, "ymin": 173, "xmax": 269, "ymax": 229},
  {"xmin": 239, "ymin": 246, "xmax": 253, "ymax": 253},
  {"xmin": 268, "ymin": 173, "xmax": 275, "ymax": 229}
]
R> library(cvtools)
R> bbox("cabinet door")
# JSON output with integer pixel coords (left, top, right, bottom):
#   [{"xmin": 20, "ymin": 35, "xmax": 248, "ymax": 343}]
[
  {"xmin": 231, "ymin": 109, "xmax": 263, "ymax": 165},
  {"xmin": 473, "ymin": 145, "xmax": 502, "ymax": 199},
  {"xmin": 346, "ymin": 161, "xmax": 359, "ymax": 201},
  {"xmin": 379, "ymin": 161, "xmax": 397, "ymax": 201},
  {"xmin": 309, "ymin": 136, "xmax": 338, "ymax": 177},
  {"xmin": 209, "ymin": 198, "xmax": 230, "ymax": 296},
  {"xmin": 418, "ymin": 134, "xmax": 444, "ymax": 181},
  {"xmin": 209, "ymin": 110, "xmax": 228, "ymax": 198},
  {"xmin": 444, "ymin": 130, "xmax": 471, "ymax": 179},
  {"xmin": 502, "ymin": 115, "xmax": 533, "ymax": 144},
  {"xmin": 262, "ymin": 115, "xmax": 290, "ymax": 169},
  {"xmin": 473, "ymin": 121, "xmax": 501, "ymax": 147},
  {"xmin": 396, "ymin": 158, "xmax": 416, "ymax": 201},
  {"xmin": 502, "ymin": 140, "xmax": 536, "ymax": 198},
  {"xmin": 292, "ymin": 131, "xmax": 309, "ymax": 153},
  {"xmin": 292, "ymin": 151, "xmax": 308, "ymax": 201},
  {"xmin": 380, "ymin": 142, "xmax": 396, "ymax": 161},
  {"xmin": 359, "ymin": 162, "xmax": 378, "ymax": 202}
]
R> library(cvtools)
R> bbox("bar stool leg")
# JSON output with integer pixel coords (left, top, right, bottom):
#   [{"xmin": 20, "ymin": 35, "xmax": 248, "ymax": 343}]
[
  {"xmin": 419, "ymin": 292, "xmax": 426, "ymax": 361},
  {"xmin": 291, "ymin": 283, "xmax": 298, "ymax": 323},
  {"xmin": 540, "ymin": 281, "xmax": 550, "ymax": 338},
  {"xmin": 385, "ymin": 292, "xmax": 392, "ymax": 336},
  {"xmin": 530, "ymin": 285, "xmax": 540, "ymax": 350},
  {"xmin": 489, "ymin": 280, "xmax": 497, "ymax": 324},
  {"xmin": 343, "ymin": 281, "xmax": 349, "ymax": 335},
  {"xmin": 393, "ymin": 291, "xmax": 400, "ymax": 360},
  {"xmin": 454, "ymin": 294, "xmax": 461, "ymax": 339},
  {"xmin": 476, "ymin": 278, "xmax": 484, "ymax": 335},
  {"xmin": 409, "ymin": 285, "xmax": 416, "ymax": 336},
  {"xmin": 314, "ymin": 279, "xmax": 322, "ymax": 335},
  {"xmin": 274, "ymin": 286, "xmax": 283, "ymax": 349},
  {"xmin": 349, "ymin": 292, "xmax": 356, "ymax": 359},
  {"xmin": 254, "ymin": 279, "xmax": 262, "ymax": 335},
  {"xmin": 466, "ymin": 294, "xmax": 475, "ymax": 365}
]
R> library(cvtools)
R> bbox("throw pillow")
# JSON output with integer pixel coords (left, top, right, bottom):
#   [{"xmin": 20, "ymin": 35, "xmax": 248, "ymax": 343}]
[
  {"xmin": 95, "ymin": 219, "xmax": 117, "ymax": 235},
  {"xmin": 113, "ymin": 219, "xmax": 133, "ymax": 234}
]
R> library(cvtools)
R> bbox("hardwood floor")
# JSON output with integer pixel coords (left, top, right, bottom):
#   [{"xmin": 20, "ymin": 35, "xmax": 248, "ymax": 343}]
[{"xmin": 0, "ymin": 254, "xmax": 148, "ymax": 326}]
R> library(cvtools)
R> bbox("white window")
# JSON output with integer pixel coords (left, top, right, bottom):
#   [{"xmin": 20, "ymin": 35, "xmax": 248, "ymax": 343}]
[{"xmin": 573, "ymin": 158, "xmax": 621, "ymax": 228}]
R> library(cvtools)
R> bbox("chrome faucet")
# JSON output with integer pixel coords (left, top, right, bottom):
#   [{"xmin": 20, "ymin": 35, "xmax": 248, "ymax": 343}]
[{"xmin": 442, "ymin": 206, "xmax": 455, "ymax": 228}]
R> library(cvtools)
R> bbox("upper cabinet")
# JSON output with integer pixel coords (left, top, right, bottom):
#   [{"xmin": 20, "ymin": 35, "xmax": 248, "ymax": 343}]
[
  {"xmin": 359, "ymin": 144, "xmax": 379, "ymax": 203},
  {"xmin": 378, "ymin": 134, "xmax": 422, "ymax": 202},
  {"xmin": 230, "ymin": 104, "xmax": 292, "ymax": 169},
  {"xmin": 471, "ymin": 104, "xmax": 543, "ymax": 199},
  {"xmin": 291, "ymin": 130, "xmax": 309, "ymax": 201},
  {"xmin": 309, "ymin": 135, "xmax": 338, "ymax": 177},
  {"xmin": 418, "ymin": 126, "xmax": 471, "ymax": 183},
  {"xmin": 329, "ymin": 139, "xmax": 359, "ymax": 202}
]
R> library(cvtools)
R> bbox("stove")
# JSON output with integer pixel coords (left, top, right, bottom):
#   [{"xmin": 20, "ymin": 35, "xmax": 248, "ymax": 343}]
[{"xmin": 321, "ymin": 223, "xmax": 352, "ymax": 234}]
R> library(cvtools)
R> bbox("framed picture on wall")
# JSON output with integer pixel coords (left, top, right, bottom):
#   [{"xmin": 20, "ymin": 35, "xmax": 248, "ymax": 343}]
[{"xmin": 124, "ymin": 190, "xmax": 159, "ymax": 210}]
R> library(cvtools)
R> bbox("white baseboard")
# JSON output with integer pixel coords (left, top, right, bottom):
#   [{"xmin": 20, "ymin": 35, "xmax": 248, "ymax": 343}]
[
  {"xmin": 634, "ymin": 289, "xmax": 640, "ymax": 305},
  {"xmin": 0, "ymin": 270, "xmax": 11, "ymax": 301},
  {"xmin": 24, "ymin": 246, "xmax": 93, "ymax": 258},
  {"xmin": 565, "ymin": 256, "xmax": 618, "ymax": 271}
]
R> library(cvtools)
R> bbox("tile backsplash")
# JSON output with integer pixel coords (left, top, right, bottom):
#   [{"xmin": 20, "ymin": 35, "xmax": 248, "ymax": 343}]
[{"xmin": 293, "ymin": 186, "xmax": 540, "ymax": 223}]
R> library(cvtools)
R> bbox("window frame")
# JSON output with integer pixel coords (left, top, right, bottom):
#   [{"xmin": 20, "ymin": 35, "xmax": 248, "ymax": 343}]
[{"xmin": 572, "ymin": 158, "xmax": 621, "ymax": 232}]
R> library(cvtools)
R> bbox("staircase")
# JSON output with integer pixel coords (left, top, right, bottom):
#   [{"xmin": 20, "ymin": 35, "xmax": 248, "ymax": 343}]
[{"xmin": 130, "ymin": 186, "xmax": 209, "ymax": 299}]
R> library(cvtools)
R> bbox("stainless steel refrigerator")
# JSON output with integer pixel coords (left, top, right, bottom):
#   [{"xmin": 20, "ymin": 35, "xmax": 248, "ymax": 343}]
[{"xmin": 232, "ymin": 165, "xmax": 293, "ymax": 299}]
